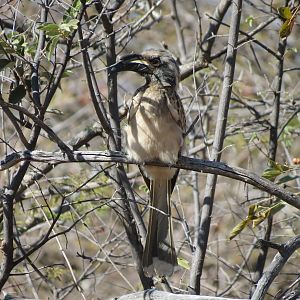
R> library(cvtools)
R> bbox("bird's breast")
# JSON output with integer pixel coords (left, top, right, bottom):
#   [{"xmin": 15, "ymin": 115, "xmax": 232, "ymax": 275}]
[{"xmin": 125, "ymin": 89, "xmax": 184, "ymax": 171}]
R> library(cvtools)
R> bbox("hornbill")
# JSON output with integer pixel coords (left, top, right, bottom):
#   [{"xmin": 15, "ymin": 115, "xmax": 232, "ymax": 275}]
[{"xmin": 113, "ymin": 49, "xmax": 186, "ymax": 276}]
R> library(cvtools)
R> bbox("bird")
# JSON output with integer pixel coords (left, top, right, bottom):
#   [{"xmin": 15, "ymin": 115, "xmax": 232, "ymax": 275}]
[{"xmin": 114, "ymin": 49, "xmax": 186, "ymax": 276}]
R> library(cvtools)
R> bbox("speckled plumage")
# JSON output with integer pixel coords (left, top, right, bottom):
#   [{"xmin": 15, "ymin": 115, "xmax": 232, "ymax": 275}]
[{"xmin": 121, "ymin": 49, "xmax": 186, "ymax": 276}]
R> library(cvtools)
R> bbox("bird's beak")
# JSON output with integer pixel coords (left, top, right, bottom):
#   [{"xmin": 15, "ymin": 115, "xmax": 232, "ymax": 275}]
[{"xmin": 110, "ymin": 54, "xmax": 151, "ymax": 75}]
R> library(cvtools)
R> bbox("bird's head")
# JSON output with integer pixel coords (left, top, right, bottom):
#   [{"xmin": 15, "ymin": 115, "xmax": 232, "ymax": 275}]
[{"xmin": 112, "ymin": 49, "xmax": 180, "ymax": 88}]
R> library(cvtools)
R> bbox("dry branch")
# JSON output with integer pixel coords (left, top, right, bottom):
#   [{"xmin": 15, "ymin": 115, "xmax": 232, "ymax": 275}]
[
  {"xmin": 251, "ymin": 236, "xmax": 300, "ymax": 300},
  {"xmin": 189, "ymin": 0, "xmax": 243, "ymax": 293},
  {"xmin": 1, "ymin": 150, "xmax": 300, "ymax": 210},
  {"xmin": 115, "ymin": 290, "xmax": 248, "ymax": 300}
]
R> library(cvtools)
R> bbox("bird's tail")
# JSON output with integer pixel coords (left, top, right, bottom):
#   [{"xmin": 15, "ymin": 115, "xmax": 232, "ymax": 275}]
[{"xmin": 142, "ymin": 178, "xmax": 177, "ymax": 276}]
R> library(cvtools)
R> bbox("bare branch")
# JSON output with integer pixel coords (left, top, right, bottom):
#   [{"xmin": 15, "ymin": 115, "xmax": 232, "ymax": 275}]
[
  {"xmin": 1, "ymin": 150, "xmax": 299, "ymax": 210},
  {"xmin": 115, "ymin": 290, "xmax": 248, "ymax": 300},
  {"xmin": 189, "ymin": 1, "xmax": 243, "ymax": 294},
  {"xmin": 252, "ymin": 236, "xmax": 300, "ymax": 300},
  {"xmin": 0, "ymin": 99, "xmax": 71, "ymax": 153},
  {"xmin": 171, "ymin": 0, "xmax": 187, "ymax": 61},
  {"xmin": 251, "ymin": 33, "xmax": 287, "ymax": 294},
  {"xmin": 201, "ymin": 0, "xmax": 232, "ymax": 58}
]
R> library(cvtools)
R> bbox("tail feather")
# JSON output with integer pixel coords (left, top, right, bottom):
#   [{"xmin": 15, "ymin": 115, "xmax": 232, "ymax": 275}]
[{"xmin": 142, "ymin": 178, "xmax": 177, "ymax": 276}]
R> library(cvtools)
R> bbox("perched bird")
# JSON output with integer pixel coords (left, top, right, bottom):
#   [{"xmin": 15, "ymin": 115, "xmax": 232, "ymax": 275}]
[{"xmin": 114, "ymin": 49, "xmax": 186, "ymax": 276}]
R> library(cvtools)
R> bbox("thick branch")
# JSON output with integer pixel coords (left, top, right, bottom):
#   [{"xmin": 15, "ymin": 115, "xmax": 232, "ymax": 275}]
[
  {"xmin": 189, "ymin": 1, "xmax": 243, "ymax": 294},
  {"xmin": 1, "ymin": 150, "xmax": 299, "ymax": 210},
  {"xmin": 95, "ymin": 1, "xmax": 151, "ymax": 289},
  {"xmin": 116, "ymin": 290, "xmax": 248, "ymax": 300},
  {"xmin": 251, "ymin": 236, "xmax": 300, "ymax": 300},
  {"xmin": 201, "ymin": 0, "xmax": 232, "ymax": 57},
  {"xmin": 179, "ymin": 0, "xmax": 231, "ymax": 80}
]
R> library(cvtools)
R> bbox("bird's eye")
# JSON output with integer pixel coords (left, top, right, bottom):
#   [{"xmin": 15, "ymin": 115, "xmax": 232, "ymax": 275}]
[{"xmin": 150, "ymin": 57, "xmax": 161, "ymax": 66}]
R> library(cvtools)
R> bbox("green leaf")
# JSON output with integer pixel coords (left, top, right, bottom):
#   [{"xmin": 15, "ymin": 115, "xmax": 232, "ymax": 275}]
[
  {"xmin": 177, "ymin": 257, "xmax": 190, "ymax": 270},
  {"xmin": 229, "ymin": 219, "xmax": 250, "ymax": 240},
  {"xmin": 67, "ymin": 19, "xmax": 79, "ymax": 28},
  {"xmin": 38, "ymin": 23, "xmax": 60, "ymax": 37},
  {"xmin": 249, "ymin": 132, "xmax": 259, "ymax": 144},
  {"xmin": 262, "ymin": 168, "xmax": 282, "ymax": 181},
  {"xmin": 0, "ymin": 59, "xmax": 14, "ymax": 71},
  {"xmin": 279, "ymin": 19, "xmax": 294, "ymax": 38},
  {"xmin": 266, "ymin": 201, "xmax": 285, "ymax": 216},
  {"xmin": 248, "ymin": 204, "xmax": 257, "ymax": 220},
  {"xmin": 270, "ymin": 160, "xmax": 290, "ymax": 172},
  {"xmin": 245, "ymin": 15, "xmax": 254, "ymax": 27},
  {"xmin": 138, "ymin": 184, "xmax": 149, "ymax": 193},
  {"xmin": 276, "ymin": 175, "xmax": 299, "ymax": 185},
  {"xmin": 280, "ymin": 117, "xmax": 300, "ymax": 147},
  {"xmin": 9, "ymin": 85, "xmax": 26, "ymax": 103},
  {"xmin": 0, "ymin": 38, "xmax": 16, "ymax": 54},
  {"xmin": 59, "ymin": 19, "xmax": 78, "ymax": 33},
  {"xmin": 252, "ymin": 208, "xmax": 269, "ymax": 227},
  {"xmin": 290, "ymin": 47, "xmax": 298, "ymax": 53},
  {"xmin": 63, "ymin": 0, "xmax": 81, "ymax": 21},
  {"xmin": 278, "ymin": 7, "xmax": 292, "ymax": 20},
  {"xmin": 62, "ymin": 70, "xmax": 73, "ymax": 78},
  {"xmin": 252, "ymin": 201, "xmax": 285, "ymax": 227},
  {"xmin": 47, "ymin": 35, "xmax": 59, "ymax": 60},
  {"xmin": 262, "ymin": 161, "xmax": 291, "ymax": 181}
]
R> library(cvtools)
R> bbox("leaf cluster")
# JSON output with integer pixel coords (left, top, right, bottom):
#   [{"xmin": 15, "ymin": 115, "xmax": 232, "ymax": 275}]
[
  {"xmin": 229, "ymin": 201, "xmax": 286, "ymax": 240},
  {"xmin": 278, "ymin": 5, "xmax": 300, "ymax": 38}
]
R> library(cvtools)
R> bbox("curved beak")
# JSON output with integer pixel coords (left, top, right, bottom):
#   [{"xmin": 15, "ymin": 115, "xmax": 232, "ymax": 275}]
[{"xmin": 110, "ymin": 54, "xmax": 150, "ymax": 75}]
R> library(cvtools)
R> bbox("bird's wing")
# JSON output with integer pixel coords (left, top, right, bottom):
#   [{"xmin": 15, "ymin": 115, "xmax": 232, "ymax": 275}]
[{"xmin": 127, "ymin": 90, "xmax": 144, "ymax": 123}]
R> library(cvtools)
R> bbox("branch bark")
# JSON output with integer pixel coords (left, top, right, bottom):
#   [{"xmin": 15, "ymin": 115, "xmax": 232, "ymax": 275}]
[
  {"xmin": 0, "ymin": 0, "xmax": 86, "ymax": 290},
  {"xmin": 0, "ymin": 1, "xmax": 49, "ymax": 289},
  {"xmin": 1, "ymin": 150, "xmax": 299, "ymax": 210},
  {"xmin": 251, "ymin": 236, "xmax": 300, "ymax": 300},
  {"xmin": 189, "ymin": 0, "xmax": 243, "ymax": 294},
  {"xmin": 201, "ymin": 0, "xmax": 232, "ymax": 58},
  {"xmin": 115, "ymin": 290, "xmax": 248, "ymax": 300},
  {"xmin": 251, "ymin": 36, "xmax": 287, "ymax": 293},
  {"xmin": 93, "ymin": 1, "xmax": 151, "ymax": 289}
]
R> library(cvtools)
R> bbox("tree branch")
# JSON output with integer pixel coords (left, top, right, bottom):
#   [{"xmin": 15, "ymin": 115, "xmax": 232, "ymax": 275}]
[
  {"xmin": 201, "ymin": 0, "xmax": 232, "ymax": 58},
  {"xmin": 251, "ymin": 32, "xmax": 287, "ymax": 294},
  {"xmin": 94, "ymin": 0, "xmax": 151, "ymax": 289},
  {"xmin": 189, "ymin": 1, "xmax": 243, "ymax": 294},
  {"xmin": 0, "ymin": 0, "xmax": 51, "ymax": 290},
  {"xmin": 251, "ymin": 236, "xmax": 300, "ymax": 300},
  {"xmin": 115, "ymin": 290, "xmax": 248, "ymax": 300},
  {"xmin": 1, "ymin": 150, "xmax": 299, "ymax": 210}
]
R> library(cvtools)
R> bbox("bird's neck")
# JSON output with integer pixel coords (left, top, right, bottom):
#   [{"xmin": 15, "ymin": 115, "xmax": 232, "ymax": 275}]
[{"xmin": 146, "ymin": 80, "xmax": 177, "ymax": 91}]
